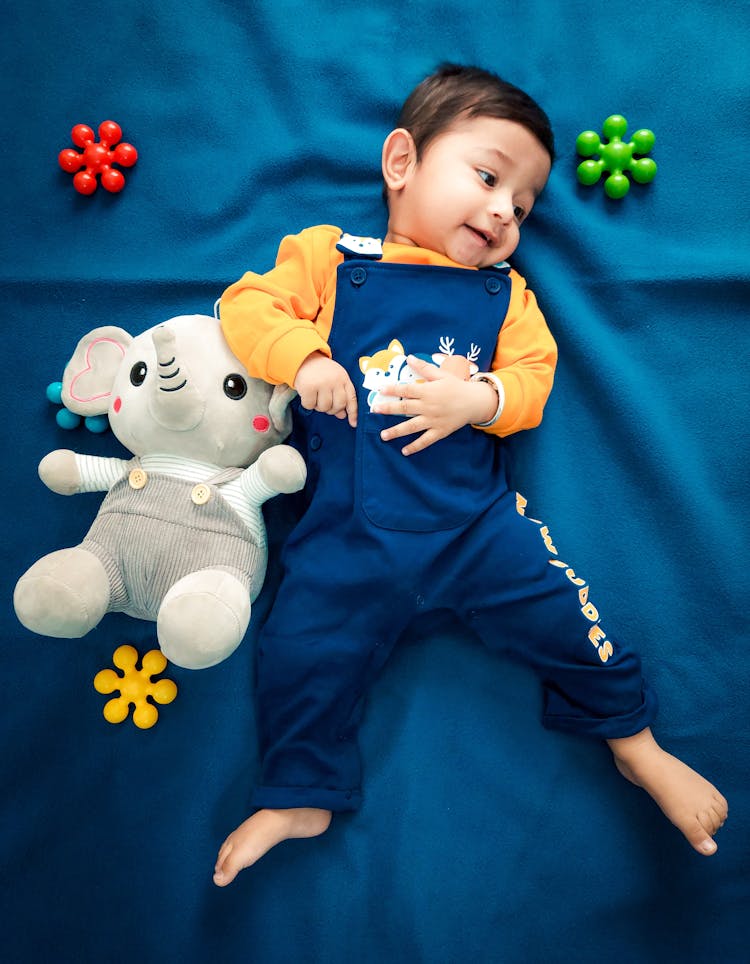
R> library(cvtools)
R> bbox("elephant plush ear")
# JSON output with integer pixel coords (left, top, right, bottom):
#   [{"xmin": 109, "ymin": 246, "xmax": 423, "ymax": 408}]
[
  {"xmin": 268, "ymin": 383, "xmax": 297, "ymax": 437},
  {"xmin": 61, "ymin": 326, "xmax": 133, "ymax": 416}
]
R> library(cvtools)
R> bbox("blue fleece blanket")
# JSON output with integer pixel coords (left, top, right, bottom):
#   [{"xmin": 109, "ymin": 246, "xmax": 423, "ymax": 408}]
[{"xmin": 2, "ymin": 2, "xmax": 747, "ymax": 961}]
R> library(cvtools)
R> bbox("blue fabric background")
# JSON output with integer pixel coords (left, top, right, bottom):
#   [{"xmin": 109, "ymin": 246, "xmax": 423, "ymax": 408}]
[{"xmin": 2, "ymin": 2, "xmax": 748, "ymax": 961}]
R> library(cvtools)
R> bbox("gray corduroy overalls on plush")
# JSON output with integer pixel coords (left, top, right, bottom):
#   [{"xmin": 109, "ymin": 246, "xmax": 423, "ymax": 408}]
[{"xmin": 82, "ymin": 471, "xmax": 264, "ymax": 619}]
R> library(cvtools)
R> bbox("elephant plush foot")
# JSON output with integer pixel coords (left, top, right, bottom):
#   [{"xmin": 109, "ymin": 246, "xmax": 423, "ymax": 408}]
[
  {"xmin": 14, "ymin": 547, "xmax": 110, "ymax": 638},
  {"xmin": 157, "ymin": 568, "xmax": 251, "ymax": 670}
]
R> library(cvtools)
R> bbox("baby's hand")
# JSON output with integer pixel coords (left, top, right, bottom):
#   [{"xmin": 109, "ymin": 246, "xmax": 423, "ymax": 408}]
[
  {"xmin": 375, "ymin": 355, "xmax": 498, "ymax": 455},
  {"xmin": 294, "ymin": 352, "xmax": 358, "ymax": 427}
]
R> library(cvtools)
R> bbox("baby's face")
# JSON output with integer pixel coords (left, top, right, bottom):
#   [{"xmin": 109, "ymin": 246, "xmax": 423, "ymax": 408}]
[{"xmin": 388, "ymin": 115, "xmax": 551, "ymax": 268}]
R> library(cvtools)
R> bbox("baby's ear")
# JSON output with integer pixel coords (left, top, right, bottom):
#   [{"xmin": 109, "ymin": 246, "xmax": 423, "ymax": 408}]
[{"xmin": 381, "ymin": 128, "xmax": 417, "ymax": 191}]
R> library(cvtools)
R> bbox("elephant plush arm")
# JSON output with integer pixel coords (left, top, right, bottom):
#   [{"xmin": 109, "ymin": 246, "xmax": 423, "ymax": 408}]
[
  {"xmin": 38, "ymin": 450, "xmax": 130, "ymax": 495},
  {"xmin": 241, "ymin": 445, "xmax": 306, "ymax": 502}
]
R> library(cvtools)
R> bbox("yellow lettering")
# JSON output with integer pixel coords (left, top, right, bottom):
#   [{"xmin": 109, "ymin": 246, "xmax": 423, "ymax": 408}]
[
  {"xmin": 578, "ymin": 585, "xmax": 589, "ymax": 606},
  {"xmin": 598, "ymin": 642, "xmax": 613, "ymax": 663},
  {"xmin": 588, "ymin": 625, "xmax": 606, "ymax": 647},
  {"xmin": 516, "ymin": 493, "xmax": 527, "ymax": 515},
  {"xmin": 565, "ymin": 568, "xmax": 586, "ymax": 586},
  {"xmin": 540, "ymin": 526, "xmax": 558, "ymax": 554},
  {"xmin": 581, "ymin": 602, "xmax": 599, "ymax": 622},
  {"xmin": 549, "ymin": 559, "xmax": 568, "ymax": 569}
]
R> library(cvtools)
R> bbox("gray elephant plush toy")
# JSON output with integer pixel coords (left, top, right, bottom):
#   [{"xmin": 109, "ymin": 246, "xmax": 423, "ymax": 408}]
[{"xmin": 14, "ymin": 314, "xmax": 306, "ymax": 670}]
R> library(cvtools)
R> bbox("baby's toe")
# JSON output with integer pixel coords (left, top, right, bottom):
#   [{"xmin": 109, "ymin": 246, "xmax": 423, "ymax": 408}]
[{"xmin": 688, "ymin": 812, "xmax": 721, "ymax": 854}]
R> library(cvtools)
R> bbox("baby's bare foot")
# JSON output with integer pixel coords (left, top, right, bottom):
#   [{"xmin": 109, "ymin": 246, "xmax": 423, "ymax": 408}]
[
  {"xmin": 213, "ymin": 807, "xmax": 332, "ymax": 886},
  {"xmin": 609, "ymin": 729, "xmax": 728, "ymax": 855}
]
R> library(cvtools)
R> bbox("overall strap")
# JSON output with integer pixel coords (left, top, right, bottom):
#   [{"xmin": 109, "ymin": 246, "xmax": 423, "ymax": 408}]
[
  {"xmin": 336, "ymin": 233, "xmax": 383, "ymax": 260},
  {"xmin": 204, "ymin": 467, "xmax": 244, "ymax": 487}
]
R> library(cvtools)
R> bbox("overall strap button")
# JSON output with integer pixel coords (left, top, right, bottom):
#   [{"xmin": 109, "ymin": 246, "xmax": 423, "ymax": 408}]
[
  {"xmin": 191, "ymin": 483, "xmax": 212, "ymax": 505},
  {"xmin": 350, "ymin": 267, "xmax": 368, "ymax": 287},
  {"xmin": 485, "ymin": 276, "xmax": 503, "ymax": 294},
  {"xmin": 128, "ymin": 468, "xmax": 148, "ymax": 489}
]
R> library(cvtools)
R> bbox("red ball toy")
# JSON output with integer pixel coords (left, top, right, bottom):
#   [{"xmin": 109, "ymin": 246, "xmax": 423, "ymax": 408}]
[{"xmin": 58, "ymin": 121, "xmax": 138, "ymax": 195}]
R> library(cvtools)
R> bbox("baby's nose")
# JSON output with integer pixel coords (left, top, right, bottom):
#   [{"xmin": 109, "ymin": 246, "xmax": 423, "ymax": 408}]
[
  {"xmin": 489, "ymin": 190, "xmax": 514, "ymax": 223},
  {"xmin": 491, "ymin": 203, "xmax": 513, "ymax": 224}
]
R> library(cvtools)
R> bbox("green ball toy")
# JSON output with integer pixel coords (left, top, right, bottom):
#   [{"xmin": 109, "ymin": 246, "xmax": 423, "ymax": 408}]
[{"xmin": 576, "ymin": 115, "xmax": 656, "ymax": 199}]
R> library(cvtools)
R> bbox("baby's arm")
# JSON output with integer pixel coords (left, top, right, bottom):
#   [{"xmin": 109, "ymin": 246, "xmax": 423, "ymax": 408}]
[
  {"xmin": 376, "ymin": 357, "xmax": 498, "ymax": 455},
  {"xmin": 482, "ymin": 273, "xmax": 557, "ymax": 437},
  {"xmin": 294, "ymin": 351, "xmax": 358, "ymax": 427},
  {"xmin": 220, "ymin": 226, "xmax": 339, "ymax": 387},
  {"xmin": 377, "ymin": 271, "xmax": 556, "ymax": 453},
  {"xmin": 220, "ymin": 228, "xmax": 357, "ymax": 425}
]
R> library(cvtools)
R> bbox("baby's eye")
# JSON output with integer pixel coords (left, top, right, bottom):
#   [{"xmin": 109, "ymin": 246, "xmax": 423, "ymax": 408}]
[
  {"xmin": 478, "ymin": 169, "xmax": 496, "ymax": 187},
  {"xmin": 514, "ymin": 206, "xmax": 527, "ymax": 223}
]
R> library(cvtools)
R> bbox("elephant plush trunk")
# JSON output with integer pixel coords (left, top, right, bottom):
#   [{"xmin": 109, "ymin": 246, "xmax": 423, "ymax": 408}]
[{"xmin": 148, "ymin": 325, "xmax": 206, "ymax": 431}]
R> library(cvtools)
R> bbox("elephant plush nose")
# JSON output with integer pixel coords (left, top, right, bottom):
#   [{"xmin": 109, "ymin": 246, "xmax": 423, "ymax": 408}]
[
  {"xmin": 153, "ymin": 327, "xmax": 187, "ymax": 393},
  {"xmin": 148, "ymin": 326, "xmax": 206, "ymax": 431}
]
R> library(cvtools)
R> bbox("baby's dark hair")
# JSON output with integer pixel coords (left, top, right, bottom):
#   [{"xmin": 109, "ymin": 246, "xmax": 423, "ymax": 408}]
[{"xmin": 397, "ymin": 63, "xmax": 555, "ymax": 164}]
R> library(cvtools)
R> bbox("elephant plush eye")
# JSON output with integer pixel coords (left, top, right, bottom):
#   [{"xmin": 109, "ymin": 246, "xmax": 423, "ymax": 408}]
[
  {"xmin": 223, "ymin": 374, "xmax": 248, "ymax": 400},
  {"xmin": 130, "ymin": 362, "xmax": 148, "ymax": 386}
]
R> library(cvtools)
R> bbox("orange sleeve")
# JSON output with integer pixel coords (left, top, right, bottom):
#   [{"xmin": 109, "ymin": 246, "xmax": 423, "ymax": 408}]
[
  {"xmin": 220, "ymin": 225, "xmax": 341, "ymax": 386},
  {"xmin": 482, "ymin": 270, "xmax": 557, "ymax": 438}
]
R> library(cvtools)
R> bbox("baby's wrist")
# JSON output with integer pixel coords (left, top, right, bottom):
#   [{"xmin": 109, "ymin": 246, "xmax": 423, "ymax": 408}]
[
  {"xmin": 294, "ymin": 351, "xmax": 329, "ymax": 387},
  {"xmin": 470, "ymin": 372, "xmax": 505, "ymax": 427}
]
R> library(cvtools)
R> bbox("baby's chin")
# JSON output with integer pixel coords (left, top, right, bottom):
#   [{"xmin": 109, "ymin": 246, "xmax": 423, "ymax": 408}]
[
  {"xmin": 462, "ymin": 252, "xmax": 512, "ymax": 270},
  {"xmin": 478, "ymin": 253, "xmax": 510, "ymax": 268},
  {"xmin": 481, "ymin": 240, "xmax": 516, "ymax": 267},
  {"xmin": 446, "ymin": 230, "xmax": 515, "ymax": 269}
]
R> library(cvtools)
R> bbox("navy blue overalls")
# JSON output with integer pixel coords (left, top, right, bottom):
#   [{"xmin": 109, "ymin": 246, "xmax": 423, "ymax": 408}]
[{"xmin": 252, "ymin": 240, "xmax": 657, "ymax": 813}]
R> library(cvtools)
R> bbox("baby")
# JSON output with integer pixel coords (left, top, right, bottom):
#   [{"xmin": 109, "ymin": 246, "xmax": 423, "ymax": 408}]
[{"xmin": 213, "ymin": 63, "xmax": 727, "ymax": 886}]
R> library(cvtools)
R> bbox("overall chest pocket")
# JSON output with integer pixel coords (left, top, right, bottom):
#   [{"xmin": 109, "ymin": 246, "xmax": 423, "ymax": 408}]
[{"xmin": 356, "ymin": 413, "xmax": 493, "ymax": 532}]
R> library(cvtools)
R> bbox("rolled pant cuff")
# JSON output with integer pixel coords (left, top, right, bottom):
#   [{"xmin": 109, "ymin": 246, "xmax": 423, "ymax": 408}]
[
  {"xmin": 542, "ymin": 687, "xmax": 659, "ymax": 741},
  {"xmin": 251, "ymin": 784, "xmax": 362, "ymax": 813}
]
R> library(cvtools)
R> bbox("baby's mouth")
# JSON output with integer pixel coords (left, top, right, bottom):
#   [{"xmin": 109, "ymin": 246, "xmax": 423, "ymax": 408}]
[{"xmin": 466, "ymin": 225, "xmax": 494, "ymax": 246}]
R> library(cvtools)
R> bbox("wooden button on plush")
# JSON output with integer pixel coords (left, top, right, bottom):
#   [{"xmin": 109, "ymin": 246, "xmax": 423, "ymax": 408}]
[
  {"xmin": 128, "ymin": 468, "xmax": 148, "ymax": 489},
  {"xmin": 191, "ymin": 483, "xmax": 211, "ymax": 505}
]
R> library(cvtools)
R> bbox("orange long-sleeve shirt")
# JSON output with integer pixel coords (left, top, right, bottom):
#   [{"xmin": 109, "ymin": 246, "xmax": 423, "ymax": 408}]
[{"xmin": 221, "ymin": 224, "xmax": 557, "ymax": 437}]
